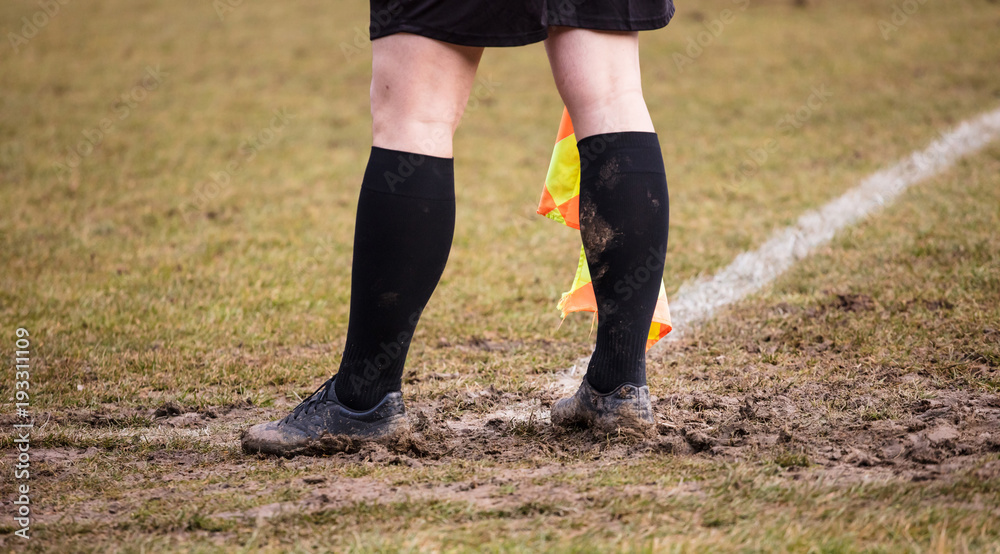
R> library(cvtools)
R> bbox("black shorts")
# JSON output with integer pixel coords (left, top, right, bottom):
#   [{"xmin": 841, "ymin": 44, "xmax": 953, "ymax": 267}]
[{"xmin": 369, "ymin": 0, "xmax": 675, "ymax": 47}]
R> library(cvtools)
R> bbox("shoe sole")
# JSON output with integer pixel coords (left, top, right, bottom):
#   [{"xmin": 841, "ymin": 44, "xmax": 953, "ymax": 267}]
[{"xmin": 243, "ymin": 415, "xmax": 411, "ymax": 457}]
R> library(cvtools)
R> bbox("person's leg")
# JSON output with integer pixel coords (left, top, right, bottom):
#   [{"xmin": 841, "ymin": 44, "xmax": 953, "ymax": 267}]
[
  {"xmin": 243, "ymin": 34, "xmax": 483, "ymax": 455},
  {"xmin": 332, "ymin": 34, "xmax": 483, "ymax": 410},
  {"xmin": 544, "ymin": 26, "xmax": 653, "ymax": 139},
  {"xmin": 371, "ymin": 33, "xmax": 484, "ymax": 157},
  {"xmin": 545, "ymin": 27, "xmax": 669, "ymax": 427}
]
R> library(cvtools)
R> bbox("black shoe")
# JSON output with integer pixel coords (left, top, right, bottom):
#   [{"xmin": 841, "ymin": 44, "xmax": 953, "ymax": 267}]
[
  {"xmin": 241, "ymin": 378, "xmax": 408, "ymax": 456},
  {"xmin": 550, "ymin": 378, "xmax": 654, "ymax": 432}
]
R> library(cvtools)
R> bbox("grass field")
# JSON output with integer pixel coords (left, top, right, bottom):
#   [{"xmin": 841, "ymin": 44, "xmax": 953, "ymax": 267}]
[{"xmin": 2, "ymin": 0, "xmax": 1000, "ymax": 551}]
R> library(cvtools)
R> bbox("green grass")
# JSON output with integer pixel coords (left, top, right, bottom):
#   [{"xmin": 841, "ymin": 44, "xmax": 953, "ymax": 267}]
[{"xmin": 1, "ymin": 0, "xmax": 1000, "ymax": 551}]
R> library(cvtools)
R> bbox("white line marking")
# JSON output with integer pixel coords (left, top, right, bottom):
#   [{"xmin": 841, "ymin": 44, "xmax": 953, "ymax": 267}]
[
  {"xmin": 489, "ymin": 106, "xmax": 1000, "ymax": 421},
  {"xmin": 657, "ymin": 106, "xmax": 1000, "ymax": 352}
]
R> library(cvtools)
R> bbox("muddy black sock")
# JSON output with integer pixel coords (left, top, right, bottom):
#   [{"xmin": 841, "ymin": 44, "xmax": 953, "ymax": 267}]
[
  {"xmin": 578, "ymin": 132, "xmax": 669, "ymax": 394},
  {"xmin": 333, "ymin": 146, "xmax": 455, "ymax": 411}
]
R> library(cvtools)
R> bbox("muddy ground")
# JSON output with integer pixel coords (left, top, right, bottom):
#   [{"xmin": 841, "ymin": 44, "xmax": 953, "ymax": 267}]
[{"xmin": 7, "ymin": 362, "xmax": 999, "ymax": 533}]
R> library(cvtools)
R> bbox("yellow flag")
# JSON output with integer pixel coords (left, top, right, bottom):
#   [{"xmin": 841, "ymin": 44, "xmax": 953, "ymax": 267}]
[{"xmin": 537, "ymin": 108, "xmax": 672, "ymax": 350}]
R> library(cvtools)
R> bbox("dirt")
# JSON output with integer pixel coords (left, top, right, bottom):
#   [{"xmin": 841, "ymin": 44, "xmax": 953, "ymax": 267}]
[
  {"xmin": 224, "ymin": 378, "xmax": 1000, "ymax": 475},
  {"xmin": 830, "ymin": 293, "xmax": 875, "ymax": 312},
  {"xmin": 24, "ymin": 382, "xmax": 1000, "ymax": 477},
  {"xmin": 596, "ymin": 155, "xmax": 623, "ymax": 190},
  {"xmin": 7, "ymin": 369, "xmax": 1000, "ymax": 532},
  {"xmin": 209, "ymin": 464, "xmax": 638, "ymax": 523},
  {"xmin": 579, "ymin": 204, "xmax": 617, "ymax": 257}
]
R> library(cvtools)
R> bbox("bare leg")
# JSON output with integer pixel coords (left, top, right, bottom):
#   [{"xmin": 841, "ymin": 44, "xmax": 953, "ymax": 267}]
[
  {"xmin": 544, "ymin": 26, "xmax": 654, "ymax": 139},
  {"xmin": 371, "ymin": 33, "xmax": 484, "ymax": 157}
]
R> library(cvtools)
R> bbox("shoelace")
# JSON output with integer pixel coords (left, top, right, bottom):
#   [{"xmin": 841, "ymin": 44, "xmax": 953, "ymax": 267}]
[{"xmin": 284, "ymin": 378, "xmax": 334, "ymax": 422}]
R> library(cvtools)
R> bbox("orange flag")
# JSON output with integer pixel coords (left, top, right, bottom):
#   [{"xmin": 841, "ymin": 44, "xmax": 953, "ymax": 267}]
[{"xmin": 537, "ymin": 108, "xmax": 672, "ymax": 350}]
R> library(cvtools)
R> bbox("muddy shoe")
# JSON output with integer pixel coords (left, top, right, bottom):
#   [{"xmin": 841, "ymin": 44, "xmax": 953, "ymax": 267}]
[
  {"xmin": 550, "ymin": 379, "xmax": 654, "ymax": 432},
  {"xmin": 241, "ymin": 378, "xmax": 408, "ymax": 456}
]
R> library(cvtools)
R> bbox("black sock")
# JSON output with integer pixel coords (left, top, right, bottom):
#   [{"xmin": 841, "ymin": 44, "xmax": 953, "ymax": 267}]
[
  {"xmin": 333, "ymin": 146, "xmax": 455, "ymax": 411},
  {"xmin": 578, "ymin": 132, "xmax": 669, "ymax": 394}
]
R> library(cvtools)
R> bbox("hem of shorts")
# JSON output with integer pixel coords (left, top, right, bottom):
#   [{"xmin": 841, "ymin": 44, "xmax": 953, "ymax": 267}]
[
  {"xmin": 548, "ymin": 9, "xmax": 675, "ymax": 32},
  {"xmin": 372, "ymin": 23, "xmax": 549, "ymax": 47}
]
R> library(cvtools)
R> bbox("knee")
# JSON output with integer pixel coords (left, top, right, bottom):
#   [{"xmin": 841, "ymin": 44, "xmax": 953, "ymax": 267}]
[
  {"xmin": 370, "ymin": 83, "xmax": 465, "ymax": 136},
  {"xmin": 564, "ymin": 79, "xmax": 646, "ymax": 115},
  {"xmin": 563, "ymin": 85, "xmax": 651, "ymax": 137},
  {"xmin": 370, "ymin": 83, "xmax": 464, "ymax": 157}
]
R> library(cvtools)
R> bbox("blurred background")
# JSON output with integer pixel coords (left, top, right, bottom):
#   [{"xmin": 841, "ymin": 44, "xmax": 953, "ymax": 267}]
[{"xmin": 2, "ymin": 0, "xmax": 1000, "ymax": 551}]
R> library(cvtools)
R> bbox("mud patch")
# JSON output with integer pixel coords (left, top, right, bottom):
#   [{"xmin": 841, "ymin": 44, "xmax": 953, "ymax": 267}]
[
  {"xmin": 597, "ymin": 155, "xmax": 623, "ymax": 190},
  {"xmin": 831, "ymin": 292, "xmax": 875, "ymax": 312},
  {"xmin": 10, "ymin": 381, "xmax": 1000, "ymax": 540},
  {"xmin": 580, "ymin": 204, "xmax": 617, "ymax": 256},
  {"xmin": 31, "ymin": 446, "xmax": 101, "ymax": 465},
  {"xmin": 16, "ymin": 380, "xmax": 1000, "ymax": 480},
  {"xmin": 209, "ymin": 468, "xmax": 592, "ymax": 523}
]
